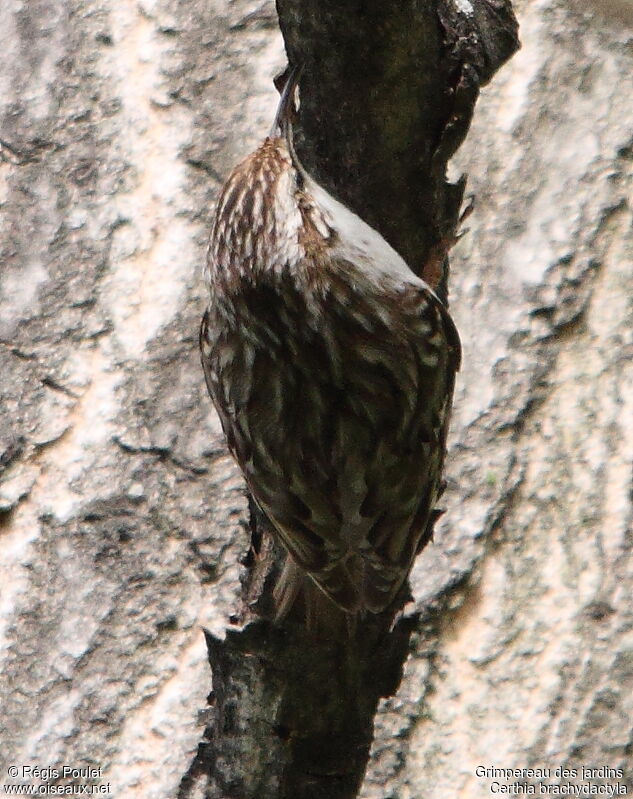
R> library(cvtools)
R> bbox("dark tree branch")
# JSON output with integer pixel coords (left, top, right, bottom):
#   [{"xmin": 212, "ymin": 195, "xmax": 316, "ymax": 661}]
[
  {"xmin": 277, "ymin": 0, "xmax": 518, "ymax": 300},
  {"xmin": 181, "ymin": 2, "xmax": 518, "ymax": 798}
]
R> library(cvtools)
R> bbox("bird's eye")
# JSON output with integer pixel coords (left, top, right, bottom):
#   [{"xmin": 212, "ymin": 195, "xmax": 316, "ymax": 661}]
[{"xmin": 296, "ymin": 171, "xmax": 305, "ymax": 191}]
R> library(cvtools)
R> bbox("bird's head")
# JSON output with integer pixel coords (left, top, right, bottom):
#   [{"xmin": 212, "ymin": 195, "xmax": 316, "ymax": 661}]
[{"xmin": 208, "ymin": 65, "xmax": 316, "ymax": 282}]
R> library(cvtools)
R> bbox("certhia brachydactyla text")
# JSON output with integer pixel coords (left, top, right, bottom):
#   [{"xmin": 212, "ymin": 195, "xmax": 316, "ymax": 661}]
[{"xmin": 200, "ymin": 67, "xmax": 461, "ymax": 623}]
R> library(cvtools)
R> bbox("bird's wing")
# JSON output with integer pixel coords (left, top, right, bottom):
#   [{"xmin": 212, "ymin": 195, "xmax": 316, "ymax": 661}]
[{"xmin": 200, "ymin": 270, "xmax": 460, "ymax": 614}]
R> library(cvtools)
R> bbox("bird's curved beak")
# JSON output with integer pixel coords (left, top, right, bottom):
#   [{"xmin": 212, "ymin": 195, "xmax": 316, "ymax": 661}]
[{"xmin": 270, "ymin": 64, "xmax": 303, "ymax": 139}]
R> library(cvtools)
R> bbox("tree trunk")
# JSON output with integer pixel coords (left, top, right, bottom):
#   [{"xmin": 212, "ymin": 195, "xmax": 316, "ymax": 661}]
[
  {"xmin": 1, "ymin": 1, "xmax": 631, "ymax": 798},
  {"xmin": 186, "ymin": 3, "xmax": 518, "ymax": 798}
]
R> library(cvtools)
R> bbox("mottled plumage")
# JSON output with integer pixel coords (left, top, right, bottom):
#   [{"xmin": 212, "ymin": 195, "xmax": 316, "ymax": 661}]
[{"xmin": 200, "ymin": 72, "xmax": 460, "ymax": 617}]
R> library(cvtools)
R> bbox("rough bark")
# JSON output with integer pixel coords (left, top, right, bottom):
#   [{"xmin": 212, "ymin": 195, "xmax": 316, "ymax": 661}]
[
  {"xmin": 0, "ymin": 1, "xmax": 631, "ymax": 799},
  {"xmin": 276, "ymin": 0, "xmax": 518, "ymax": 295}
]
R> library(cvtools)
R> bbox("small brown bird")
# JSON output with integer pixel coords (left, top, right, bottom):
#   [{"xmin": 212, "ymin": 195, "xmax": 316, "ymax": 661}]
[{"xmin": 200, "ymin": 67, "xmax": 461, "ymax": 622}]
